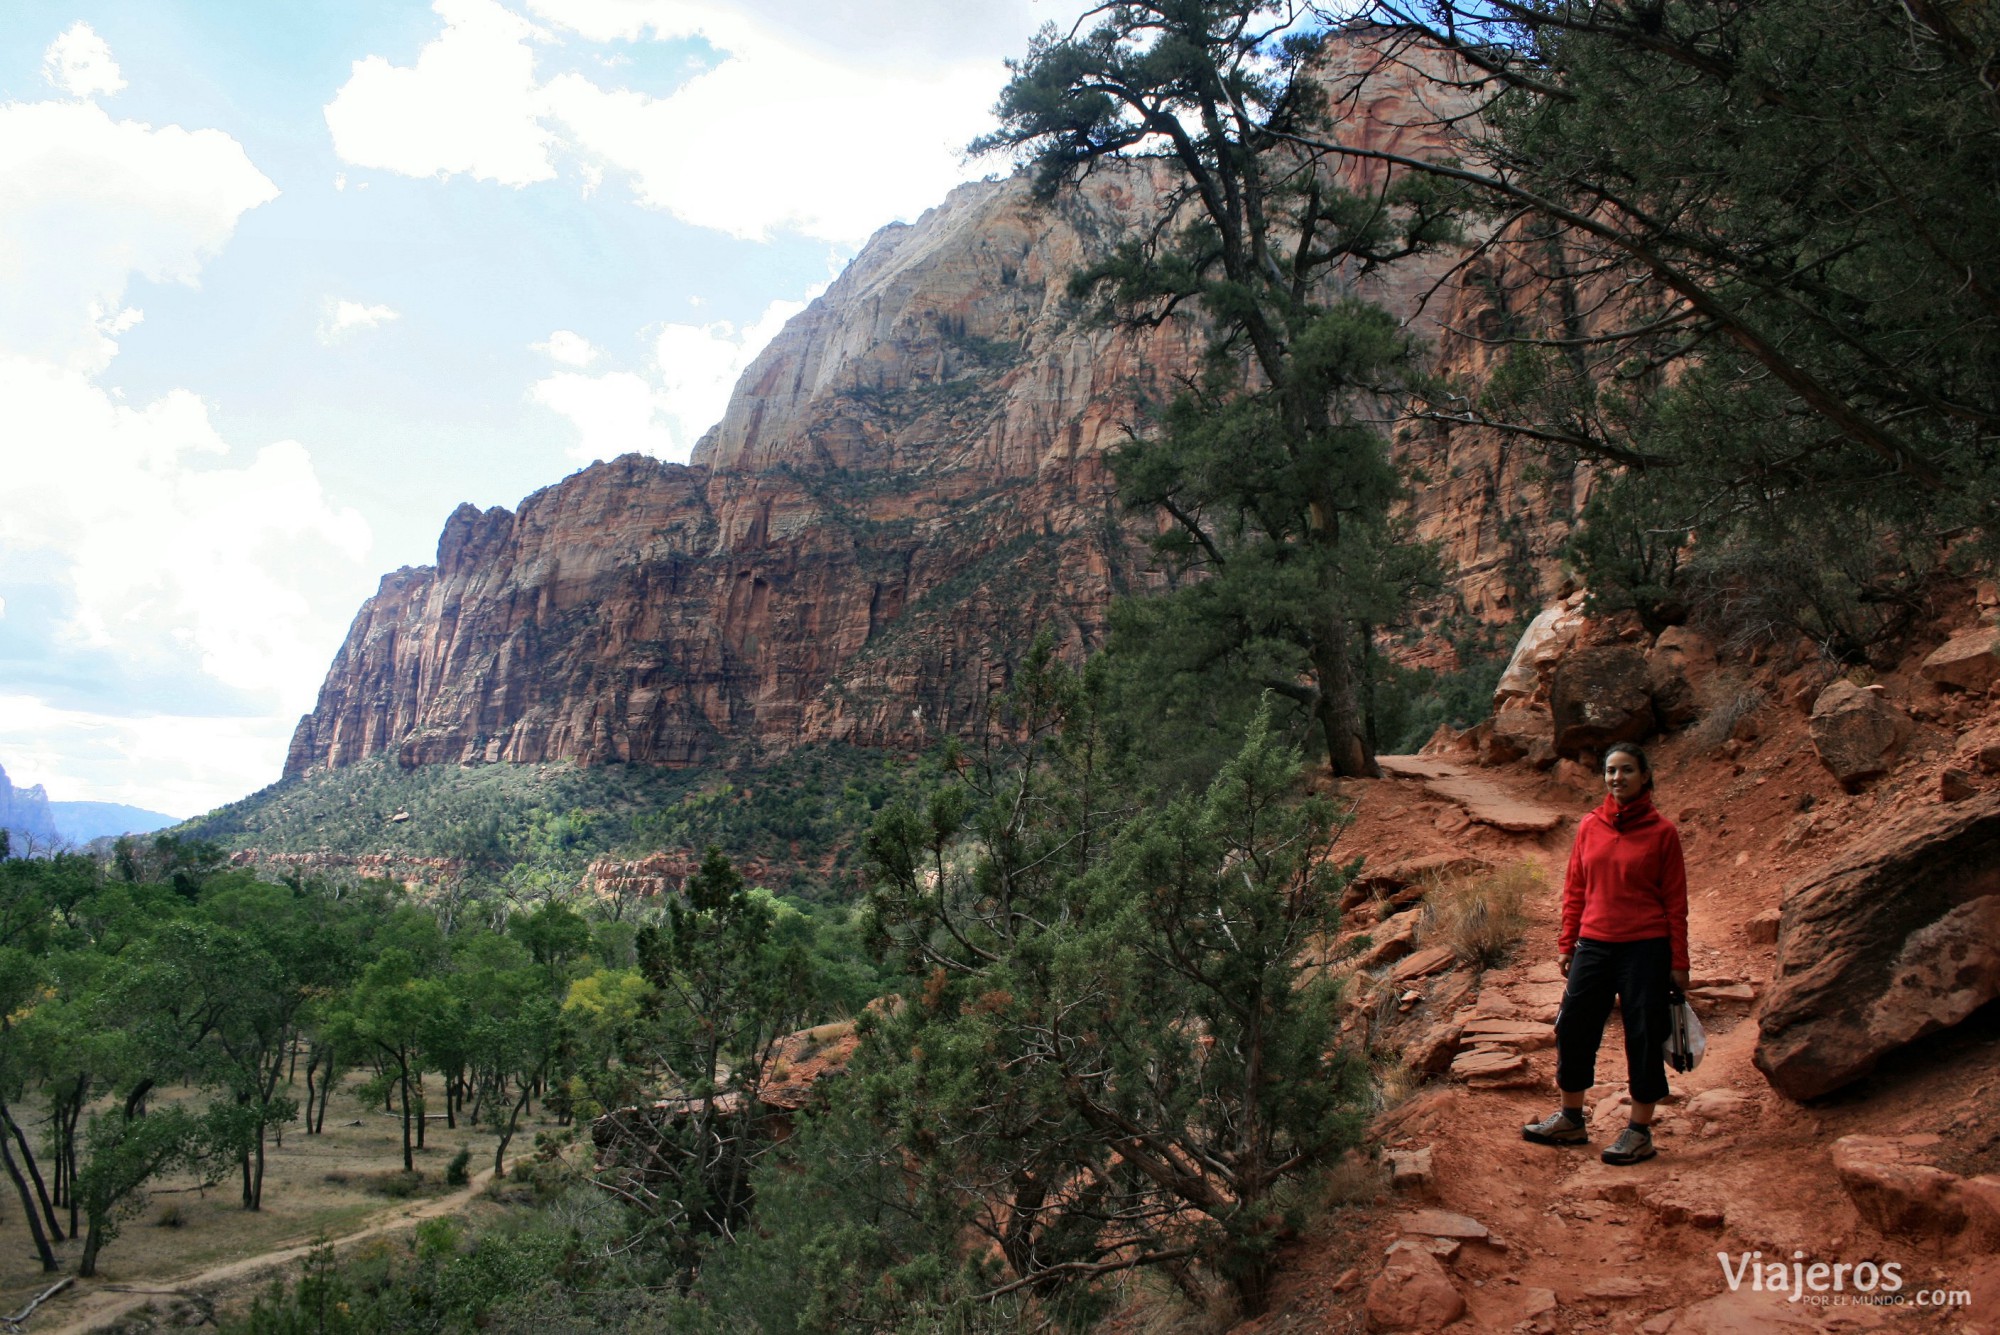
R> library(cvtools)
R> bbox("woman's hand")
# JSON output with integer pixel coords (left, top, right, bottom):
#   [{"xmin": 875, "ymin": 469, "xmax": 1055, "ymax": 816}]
[
  {"xmin": 1671, "ymin": 969, "xmax": 1690, "ymax": 990},
  {"xmin": 1559, "ymin": 952, "xmax": 1572, "ymax": 977}
]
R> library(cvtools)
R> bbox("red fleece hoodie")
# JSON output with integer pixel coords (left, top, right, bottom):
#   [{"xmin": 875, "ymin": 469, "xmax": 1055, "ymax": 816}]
[{"xmin": 1558, "ymin": 793, "xmax": 1689, "ymax": 971}]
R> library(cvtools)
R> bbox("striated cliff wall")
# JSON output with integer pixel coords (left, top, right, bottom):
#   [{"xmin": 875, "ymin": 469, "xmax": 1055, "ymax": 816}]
[{"xmin": 285, "ymin": 41, "xmax": 1591, "ymax": 780}]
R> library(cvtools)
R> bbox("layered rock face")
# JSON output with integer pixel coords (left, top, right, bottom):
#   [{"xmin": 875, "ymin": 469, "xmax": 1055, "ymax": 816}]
[
  {"xmin": 286, "ymin": 39, "xmax": 1591, "ymax": 780},
  {"xmin": 1755, "ymin": 791, "xmax": 2000, "ymax": 1100}
]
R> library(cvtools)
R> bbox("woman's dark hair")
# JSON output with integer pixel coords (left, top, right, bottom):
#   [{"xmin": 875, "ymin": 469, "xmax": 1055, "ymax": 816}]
[{"xmin": 1603, "ymin": 742, "xmax": 1654, "ymax": 789}]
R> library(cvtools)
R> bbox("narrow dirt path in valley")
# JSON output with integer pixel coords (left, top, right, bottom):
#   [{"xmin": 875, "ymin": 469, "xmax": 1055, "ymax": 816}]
[{"xmin": 33, "ymin": 1167, "xmax": 498, "ymax": 1334}]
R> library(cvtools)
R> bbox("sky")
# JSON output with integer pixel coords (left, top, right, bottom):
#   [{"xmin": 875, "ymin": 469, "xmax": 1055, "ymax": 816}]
[{"xmin": 0, "ymin": 0, "xmax": 1089, "ymax": 820}]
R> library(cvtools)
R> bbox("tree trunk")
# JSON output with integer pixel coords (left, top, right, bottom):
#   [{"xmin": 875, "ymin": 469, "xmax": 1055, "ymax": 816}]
[
  {"xmin": 399, "ymin": 1060, "xmax": 415, "ymax": 1173},
  {"xmin": 62, "ymin": 1092, "xmax": 81, "ymax": 1236},
  {"xmin": 1309, "ymin": 621, "xmax": 1375, "ymax": 778},
  {"xmin": 493, "ymin": 1080, "xmax": 535, "ymax": 1180},
  {"xmin": 251, "ymin": 1124, "xmax": 266, "ymax": 1210},
  {"xmin": 2, "ymin": 1104, "xmax": 63, "ymax": 1241},
  {"xmin": 0, "ymin": 1121, "xmax": 58, "ymax": 1272},
  {"xmin": 79, "ymin": 1218, "xmax": 104, "ymax": 1278}
]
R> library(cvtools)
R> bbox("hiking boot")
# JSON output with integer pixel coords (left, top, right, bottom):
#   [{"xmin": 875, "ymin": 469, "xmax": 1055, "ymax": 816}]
[
  {"xmin": 1602, "ymin": 1125, "xmax": 1657, "ymax": 1165},
  {"xmin": 1522, "ymin": 1109, "xmax": 1588, "ymax": 1146}
]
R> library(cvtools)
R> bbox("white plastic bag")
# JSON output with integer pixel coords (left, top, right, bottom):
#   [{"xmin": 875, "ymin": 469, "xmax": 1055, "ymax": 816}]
[{"xmin": 1666, "ymin": 995, "xmax": 1706, "ymax": 1073}]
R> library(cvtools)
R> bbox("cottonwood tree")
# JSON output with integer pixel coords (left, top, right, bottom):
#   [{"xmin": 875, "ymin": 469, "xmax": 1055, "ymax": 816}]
[{"xmin": 978, "ymin": 1, "xmax": 1460, "ymax": 775}]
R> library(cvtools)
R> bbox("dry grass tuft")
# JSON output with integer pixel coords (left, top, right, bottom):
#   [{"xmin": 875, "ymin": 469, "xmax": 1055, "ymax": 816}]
[
  {"xmin": 1418, "ymin": 862, "xmax": 1538, "ymax": 969},
  {"xmin": 1316, "ymin": 1148, "xmax": 1387, "ymax": 1212},
  {"xmin": 1690, "ymin": 675, "xmax": 1767, "ymax": 751},
  {"xmin": 1374, "ymin": 1058, "xmax": 1421, "ymax": 1112}
]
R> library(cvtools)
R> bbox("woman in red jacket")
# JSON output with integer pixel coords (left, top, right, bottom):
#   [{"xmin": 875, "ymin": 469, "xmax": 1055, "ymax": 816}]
[{"xmin": 1522, "ymin": 743, "xmax": 1691, "ymax": 1165}]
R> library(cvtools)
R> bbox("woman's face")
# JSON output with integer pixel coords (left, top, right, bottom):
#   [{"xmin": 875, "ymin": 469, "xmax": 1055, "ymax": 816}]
[{"xmin": 1604, "ymin": 752, "xmax": 1647, "ymax": 802}]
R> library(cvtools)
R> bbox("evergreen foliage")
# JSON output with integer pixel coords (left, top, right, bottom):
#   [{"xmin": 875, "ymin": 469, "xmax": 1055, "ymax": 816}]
[
  {"xmin": 977, "ymin": 0, "xmax": 1461, "ymax": 775},
  {"xmin": 1338, "ymin": 0, "xmax": 2000, "ymax": 653}
]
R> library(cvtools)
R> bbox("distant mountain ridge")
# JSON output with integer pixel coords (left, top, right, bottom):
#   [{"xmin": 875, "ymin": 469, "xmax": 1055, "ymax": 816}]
[
  {"xmin": 49, "ymin": 800, "xmax": 180, "ymax": 844},
  {"xmin": 0, "ymin": 763, "xmax": 58, "ymax": 846},
  {"xmin": 0, "ymin": 762, "xmax": 177, "ymax": 850}
]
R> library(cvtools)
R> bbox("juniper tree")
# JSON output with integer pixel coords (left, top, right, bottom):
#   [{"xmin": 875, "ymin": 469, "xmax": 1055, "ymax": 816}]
[
  {"xmin": 979, "ymin": 0, "xmax": 1459, "ymax": 775},
  {"xmin": 861, "ymin": 642, "xmax": 1365, "ymax": 1319}
]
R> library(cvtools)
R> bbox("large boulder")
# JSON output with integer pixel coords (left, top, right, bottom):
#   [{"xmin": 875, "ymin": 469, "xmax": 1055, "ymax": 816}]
[
  {"xmin": 1492, "ymin": 594, "xmax": 1587, "ymax": 708},
  {"xmin": 1807, "ymin": 680, "xmax": 1910, "ymax": 789},
  {"xmin": 1550, "ymin": 646, "xmax": 1656, "ymax": 758},
  {"xmin": 1920, "ymin": 626, "xmax": 2000, "ymax": 693},
  {"xmin": 1754, "ymin": 792, "xmax": 2000, "ymax": 1099},
  {"xmin": 1645, "ymin": 627, "xmax": 1713, "ymax": 732}
]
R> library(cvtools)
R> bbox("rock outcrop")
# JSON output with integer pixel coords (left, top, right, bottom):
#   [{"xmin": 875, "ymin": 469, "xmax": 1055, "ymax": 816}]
[
  {"xmin": 1366, "ymin": 1239, "xmax": 1466, "ymax": 1331},
  {"xmin": 1754, "ymin": 792, "xmax": 2000, "ymax": 1099},
  {"xmin": 284, "ymin": 37, "xmax": 1594, "ymax": 782}
]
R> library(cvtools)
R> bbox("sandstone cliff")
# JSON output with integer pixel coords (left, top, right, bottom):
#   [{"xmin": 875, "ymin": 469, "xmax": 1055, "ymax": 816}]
[{"xmin": 286, "ymin": 39, "xmax": 1590, "ymax": 780}]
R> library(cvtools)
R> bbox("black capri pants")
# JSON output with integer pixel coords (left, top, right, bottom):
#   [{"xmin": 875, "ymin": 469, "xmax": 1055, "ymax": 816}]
[{"xmin": 1555, "ymin": 937, "xmax": 1672, "ymax": 1105}]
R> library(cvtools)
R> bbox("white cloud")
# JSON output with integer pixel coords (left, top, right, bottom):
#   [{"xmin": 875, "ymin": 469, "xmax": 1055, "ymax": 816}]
[
  {"xmin": 0, "ymin": 98, "xmax": 278, "ymax": 372},
  {"xmin": 324, "ymin": 0, "xmax": 557, "ymax": 186},
  {"xmin": 43, "ymin": 22, "xmax": 125, "ymax": 99},
  {"xmin": 0, "ymin": 696, "xmax": 286, "ymax": 819},
  {"xmin": 0, "ymin": 50, "xmax": 372, "ymax": 814},
  {"xmin": 324, "ymin": 0, "xmax": 1068, "ymax": 242},
  {"xmin": 530, "ymin": 293, "xmax": 808, "ymax": 461},
  {"xmin": 531, "ymin": 370, "xmax": 675, "ymax": 460},
  {"xmin": 0, "ymin": 355, "xmax": 376, "ymax": 810},
  {"xmin": 535, "ymin": 328, "xmax": 599, "ymax": 366},
  {"xmin": 320, "ymin": 298, "xmax": 402, "ymax": 341},
  {"xmin": 0, "ymin": 356, "xmax": 372, "ymax": 697}
]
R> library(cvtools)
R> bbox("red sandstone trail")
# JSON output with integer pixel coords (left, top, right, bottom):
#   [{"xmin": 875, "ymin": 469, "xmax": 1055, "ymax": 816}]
[{"xmin": 1195, "ymin": 651, "xmax": 2000, "ymax": 1334}]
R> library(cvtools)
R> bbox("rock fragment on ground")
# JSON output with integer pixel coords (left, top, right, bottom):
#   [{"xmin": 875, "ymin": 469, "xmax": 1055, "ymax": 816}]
[
  {"xmin": 1921, "ymin": 625, "xmax": 2000, "ymax": 692},
  {"xmin": 1682, "ymin": 1089, "xmax": 1752, "ymax": 1124},
  {"xmin": 1397, "ymin": 1208, "xmax": 1490, "ymax": 1240},
  {"xmin": 1450, "ymin": 1046, "xmax": 1530, "ymax": 1084},
  {"xmin": 1366, "ymin": 1239, "xmax": 1466, "ymax": 1332},
  {"xmin": 1460, "ymin": 1018, "xmax": 1557, "ymax": 1051},
  {"xmin": 1830, "ymin": 1134, "xmax": 2000, "ymax": 1249},
  {"xmin": 1391, "ymin": 945, "xmax": 1458, "ymax": 984},
  {"xmin": 1403, "ymin": 1021, "xmax": 1463, "ymax": 1076},
  {"xmin": 1807, "ymin": 680, "xmax": 1911, "ymax": 788},
  {"xmin": 1387, "ymin": 1146, "xmax": 1434, "ymax": 1196}
]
